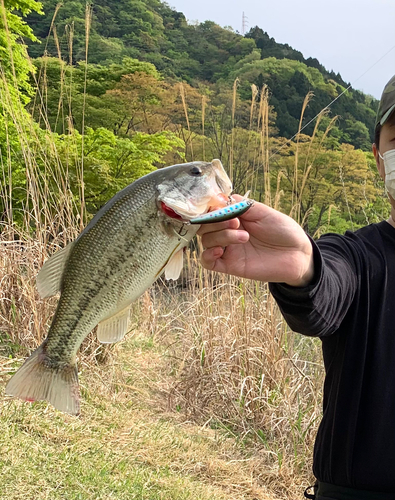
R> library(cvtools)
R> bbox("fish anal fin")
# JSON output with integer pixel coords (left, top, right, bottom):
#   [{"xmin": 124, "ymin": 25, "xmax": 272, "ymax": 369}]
[
  {"xmin": 97, "ymin": 306, "xmax": 131, "ymax": 344},
  {"xmin": 36, "ymin": 243, "xmax": 75, "ymax": 298},
  {"xmin": 5, "ymin": 345, "xmax": 80, "ymax": 415},
  {"xmin": 165, "ymin": 248, "xmax": 184, "ymax": 281}
]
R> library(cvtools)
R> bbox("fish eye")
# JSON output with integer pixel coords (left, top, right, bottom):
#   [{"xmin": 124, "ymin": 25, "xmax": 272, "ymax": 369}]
[{"xmin": 189, "ymin": 166, "xmax": 202, "ymax": 176}]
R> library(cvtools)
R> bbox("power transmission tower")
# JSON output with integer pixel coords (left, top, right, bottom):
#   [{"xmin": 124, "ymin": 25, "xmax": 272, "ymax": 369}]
[{"xmin": 242, "ymin": 12, "xmax": 248, "ymax": 35}]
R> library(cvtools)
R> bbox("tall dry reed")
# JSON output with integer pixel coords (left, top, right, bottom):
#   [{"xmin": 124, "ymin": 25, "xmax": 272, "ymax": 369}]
[{"xmin": 141, "ymin": 252, "xmax": 324, "ymax": 491}]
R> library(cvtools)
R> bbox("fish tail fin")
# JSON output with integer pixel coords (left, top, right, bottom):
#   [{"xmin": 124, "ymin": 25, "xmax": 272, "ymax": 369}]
[{"xmin": 5, "ymin": 345, "xmax": 80, "ymax": 415}]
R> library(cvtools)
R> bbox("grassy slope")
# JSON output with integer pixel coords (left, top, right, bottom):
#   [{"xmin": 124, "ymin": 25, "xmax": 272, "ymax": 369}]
[{"xmin": 0, "ymin": 331, "xmax": 281, "ymax": 500}]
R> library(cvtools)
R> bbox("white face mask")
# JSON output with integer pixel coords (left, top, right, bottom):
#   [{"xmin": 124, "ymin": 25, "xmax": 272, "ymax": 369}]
[{"xmin": 379, "ymin": 149, "xmax": 395, "ymax": 199}]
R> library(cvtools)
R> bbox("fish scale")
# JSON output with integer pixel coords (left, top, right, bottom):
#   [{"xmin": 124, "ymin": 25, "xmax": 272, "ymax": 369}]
[
  {"xmin": 5, "ymin": 159, "xmax": 233, "ymax": 415},
  {"xmin": 47, "ymin": 190, "xmax": 188, "ymax": 362}
]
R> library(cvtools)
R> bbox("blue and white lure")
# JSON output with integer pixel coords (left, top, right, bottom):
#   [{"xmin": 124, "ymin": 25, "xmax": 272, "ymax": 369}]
[{"xmin": 189, "ymin": 198, "xmax": 254, "ymax": 225}]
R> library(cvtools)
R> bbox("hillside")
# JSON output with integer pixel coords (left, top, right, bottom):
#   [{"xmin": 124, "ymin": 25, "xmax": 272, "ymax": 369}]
[{"xmin": 25, "ymin": 0, "xmax": 378, "ymax": 150}]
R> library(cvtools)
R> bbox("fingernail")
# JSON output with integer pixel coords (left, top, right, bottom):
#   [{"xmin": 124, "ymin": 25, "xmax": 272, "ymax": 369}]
[{"xmin": 237, "ymin": 231, "xmax": 249, "ymax": 242}]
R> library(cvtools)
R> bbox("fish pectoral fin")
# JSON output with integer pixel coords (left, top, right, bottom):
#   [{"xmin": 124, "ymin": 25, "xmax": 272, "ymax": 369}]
[
  {"xmin": 165, "ymin": 248, "xmax": 184, "ymax": 281},
  {"xmin": 97, "ymin": 306, "xmax": 131, "ymax": 344},
  {"xmin": 36, "ymin": 242, "xmax": 75, "ymax": 298}
]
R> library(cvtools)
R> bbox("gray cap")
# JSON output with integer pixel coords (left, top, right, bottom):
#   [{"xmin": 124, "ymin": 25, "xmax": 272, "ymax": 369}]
[{"xmin": 376, "ymin": 74, "xmax": 395, "ymax": 129}]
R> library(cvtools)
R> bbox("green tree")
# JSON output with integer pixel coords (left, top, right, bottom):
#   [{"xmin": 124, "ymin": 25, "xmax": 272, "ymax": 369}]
[
  {"xmin": 342, "ymin": 119, "xmax": 372, "ymax": 151},
  {"xmin": 0, "ymin": 0, "xmax": 43, "ymax": 223},
  {"xmin": 274, "ymin": 136, "xmax": 380, "ymax": 234},
  {"xmin": 32, "ymin": 126, "xmax": 185, "ymax": 219},
  {"xmin": 1, "ymin": 0, "xmax": 42, "ymax": 96},
  {"xmin": 25, "ymin": 0, "xmax": 378, "ymax": 150},
  {"xmin": 30, "ymin": 57, "xmax": 160, "ymax": 134}
]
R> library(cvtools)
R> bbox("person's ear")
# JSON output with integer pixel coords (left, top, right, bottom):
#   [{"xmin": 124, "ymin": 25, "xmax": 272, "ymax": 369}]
[{"xmin": 373, "ymin": 143, "xmax": 385, "ymax": 181}]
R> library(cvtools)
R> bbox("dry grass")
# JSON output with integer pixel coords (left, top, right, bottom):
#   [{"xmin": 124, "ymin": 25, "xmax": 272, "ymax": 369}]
[
  {"xmin": 0, "ymin": 291, "xmax": 319, "ymax": 500},
  {"xmin": 1, "ymin": 343, "xmax": 268, "ymax": 500},
  {"xmin": 0, "ymin": 233, "xmax": 323, "ymax": 499},
  {"xmin": 0, "ymin": 236, "xmax": 51, "ymax": 355},
  {"xmin": 147, "ymin": 257, "xmax": 324, "ymax": 494}
]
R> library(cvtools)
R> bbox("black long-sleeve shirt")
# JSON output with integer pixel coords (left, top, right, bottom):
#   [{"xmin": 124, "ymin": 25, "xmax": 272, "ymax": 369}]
[{"xmin": 269, "ymin": 221, "xmax": 395, "ymax": 492}]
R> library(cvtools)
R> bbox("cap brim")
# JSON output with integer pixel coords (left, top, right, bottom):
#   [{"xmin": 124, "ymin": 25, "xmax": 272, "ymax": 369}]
[{"xmin": 380, "ymin": 103, "xmax": 395, "ymax": 126}]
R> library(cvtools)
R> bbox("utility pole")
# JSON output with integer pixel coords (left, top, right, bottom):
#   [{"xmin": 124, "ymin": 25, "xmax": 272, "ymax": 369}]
[{"xmin": 242, "ymin": 12, "xmax": 248, "ymax": 35}]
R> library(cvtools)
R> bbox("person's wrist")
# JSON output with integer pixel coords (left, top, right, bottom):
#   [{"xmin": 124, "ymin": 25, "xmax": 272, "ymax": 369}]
[{"xmin": 284, "ymin": 244, "xmax": 314, "ymax": 288}]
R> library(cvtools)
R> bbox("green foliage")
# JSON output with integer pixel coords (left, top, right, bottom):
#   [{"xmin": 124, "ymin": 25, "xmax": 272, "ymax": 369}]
[
  {"xmin": 270, "ymin": 136, "xmax": 385, "ymax": 235},
  {"xmin": 231, "ymin": 56, "xmax": 376, "ymax": 144},
  {"xmin": 0, "ymin": 0, "xmax": 43, "ymax": 226},
  {"xmin": 30, "ymin": 57, "xmax": 160, "ymax": 134},
  {"xmin": 23, "ymin": 126, "xmax": 183, "ymax": 223},
  {"xmin": 231, "ymin": 57, "xmax": 332, "ymax": 93},
  {"xmin": 342, "ymin": 119, "xmax": 372, "ymax": 151},
  {"xmin": 1, "ymin": 0, "xmax": 42, "ymax": 97},
  {"xmin": 24, "ymin": 0, "xmax": 378, "ymax": 151},
  {"xmin": 53, "ymin": 127, "xmax": 184, "ymax": 213},
  {"xmin": 0, "ymin": 0, "xmax": 386, "ymax": 236},
  {"xmin": 26, "ymin": 0, "xmax": 170, "ymax": 62}
]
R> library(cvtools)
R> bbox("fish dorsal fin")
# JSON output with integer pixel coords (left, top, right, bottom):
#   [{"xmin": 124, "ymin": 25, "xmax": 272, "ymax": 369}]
[
  {"xmin": 36, "ymin": 243, "xmax": 75, "ymax": 298},
  {"xmin": 165, "ymin": 249, "xmax": 184, "ymax": 280},
  {"xmin": 97, "ymin": 306, "xmax": 131, "ymax": 344}
]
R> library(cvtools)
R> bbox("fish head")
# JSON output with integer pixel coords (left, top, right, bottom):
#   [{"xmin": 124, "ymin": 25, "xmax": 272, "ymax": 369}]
[{"xmin": 157, "ymin": 159, "xmax": 232, "ymax": 220}]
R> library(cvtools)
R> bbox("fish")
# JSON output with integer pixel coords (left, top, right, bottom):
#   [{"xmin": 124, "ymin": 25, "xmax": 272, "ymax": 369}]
[
  {"xmin": 189, "ymin": 199, "xmax": 254, "ymax": 224},
  {"xmin": 5, "ymin": 159, "xmax": 232, "ymax": 415}
]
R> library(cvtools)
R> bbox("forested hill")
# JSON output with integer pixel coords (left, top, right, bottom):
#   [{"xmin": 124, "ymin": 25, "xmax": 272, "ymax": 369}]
[{"xmin": 26, "ymin": 0, "xmax": 377, "ymax": 150}]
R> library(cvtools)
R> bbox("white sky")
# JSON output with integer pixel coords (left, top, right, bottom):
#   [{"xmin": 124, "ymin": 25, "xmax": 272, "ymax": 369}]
[{"xmin": 168, "ymin": 0, "xmax": 395, "ymax": 99}]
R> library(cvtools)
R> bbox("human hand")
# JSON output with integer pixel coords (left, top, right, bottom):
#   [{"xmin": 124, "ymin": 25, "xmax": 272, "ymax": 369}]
[{"xmin": 198, "ymin": 196, "xmax": 314, "ymax": 287}]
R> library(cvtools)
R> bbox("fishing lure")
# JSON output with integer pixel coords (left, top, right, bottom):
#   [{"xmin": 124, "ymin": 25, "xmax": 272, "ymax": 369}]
[{"xmin": 189, "ymin": 199, "xmax": 254, "ymax": 224}]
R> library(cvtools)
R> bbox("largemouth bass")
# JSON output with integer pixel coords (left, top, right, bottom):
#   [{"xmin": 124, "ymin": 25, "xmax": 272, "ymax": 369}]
[{"xmin": 6, "ymin": 159, "xmax": 232, "ymax": 415}]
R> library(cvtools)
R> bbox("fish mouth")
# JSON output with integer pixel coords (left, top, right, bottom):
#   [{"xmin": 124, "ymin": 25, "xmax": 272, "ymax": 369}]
[
  {"xmin": 160, "ymin": 194, "xmax": 231, "ymax": 222},
  {"xmin": 160, "ymin": 201, "xmax": 186, "ymax": 221}
]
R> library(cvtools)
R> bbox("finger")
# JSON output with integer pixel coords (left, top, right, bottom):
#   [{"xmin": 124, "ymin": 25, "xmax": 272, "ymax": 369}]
[
  {"xmin": 200, "ymin": 228, "xmax": 249, "ymax": 249},
  {"xmin": 228, "ymin": 193, "xmax": 279, "ymax": 224},
  {"xmin": 200, "ymin": 247, "xmax": 225, "ymax": 271},
  {"xmin": 238, "ymin": 199, "xmax": 280, "ymax": 222},
  {"xmin": 197, "ymin": 217, "xmax": 240, "ymax": 236}
]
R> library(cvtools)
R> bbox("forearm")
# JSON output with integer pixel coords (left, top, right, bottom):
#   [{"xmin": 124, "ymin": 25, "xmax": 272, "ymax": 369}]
[{"xmin": 269, "ymin": 237, "xmax": 358, "ymax": 337}]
